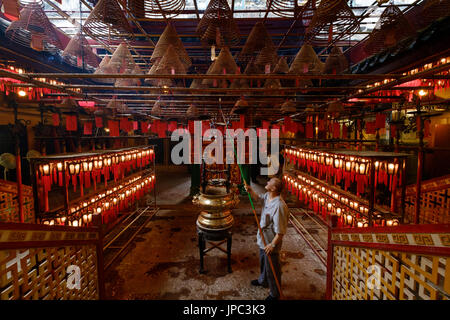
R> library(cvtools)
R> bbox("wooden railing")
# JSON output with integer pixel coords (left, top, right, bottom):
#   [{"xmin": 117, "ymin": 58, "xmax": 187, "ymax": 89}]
[
  {"xmin": 326, "ymin": 224, "xmax": 450, "ymax": 300},
  {"xmin": 0, "ymin": 222, "xmax": 104, "ymax": 300},
  {"xmin": 0, "ymin": 179, "xmax": 34, "ymax": 223},
  {"xmin": 400, "ymin": 174, "xmax": 450, "ymax": 224}
]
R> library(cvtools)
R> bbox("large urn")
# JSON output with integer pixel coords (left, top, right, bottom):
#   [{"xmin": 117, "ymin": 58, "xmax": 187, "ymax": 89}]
[{"xmin": 193, "ymin": 185, "xmax": 239, "ymax": 231}]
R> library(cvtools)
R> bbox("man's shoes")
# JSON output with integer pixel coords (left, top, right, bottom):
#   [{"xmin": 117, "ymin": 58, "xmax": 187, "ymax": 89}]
[
  {"xmin": 250, "ymin": 279, "xmax": 268, "ymax": 288},
  {"xmin": 265, "ymin": 295, "xmax": 279, "ymax": 301}
]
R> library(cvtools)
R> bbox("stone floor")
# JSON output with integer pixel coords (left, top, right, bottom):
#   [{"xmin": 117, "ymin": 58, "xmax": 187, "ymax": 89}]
[{"xmin": 104, "ymin": 165, "xmax": 327, "ymax": 300}]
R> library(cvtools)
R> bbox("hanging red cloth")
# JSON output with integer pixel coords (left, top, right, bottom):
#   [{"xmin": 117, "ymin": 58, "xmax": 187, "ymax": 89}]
[
  {"xmin": 52, "ymin": 113, "xmax": 60, "ymax": 126},
  {"xmin": 108, "ymin": 120, "xmax": 119, "ymax": 137},
  {"xmin": 95, "ymin": 116, "xmax": 103, "ymax": 128},
  {"xmin": 66, "ymin": 115, "xmax": 77, "ymax": 131},
  {"xmin": 168, "ymin": 121, "xmax": 177, "ymax": 132},
  {"xmin": 158, "ymin": 121, "xmax": 167, "ymax": 138},
  {"xmin": 306, "ymin": 123, "xmax": 313, "ymax": 138},
  {"xmin": 83, "ymin": 122, "xmax": 93, "ymax": 135},
  {"xmin": 239, "ymin": 115, "xmax": 245, "ymax": 129},
  {"xmin": 333, "ymin": 122, "xmax": 340, "ymax": 139},
  {"xmin": 141, "ymin": 121, "xmax": 149, "ymax": 134},
  {"xmin": 262, "ymin": 120, "xmax": 270, "ymax": 130},
  {"xmin": 375, "ymin": 113, "xmax": 386, "ymax": 129}
]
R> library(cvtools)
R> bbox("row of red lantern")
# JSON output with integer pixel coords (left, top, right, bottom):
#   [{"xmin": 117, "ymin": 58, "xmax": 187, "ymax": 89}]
[
  {"xmin": 283, "ymin": 147, "xmax": 401, "ymax": 196},
  {"xmin": 37, "ymin": 147, "xmax": 154, "ymax": 212},
  {"xmin": 42, "ymin": 174, "xmax": 155, "ymax": 227},
  {"xmin": 283, "ymin": 174, "xmax": 400, "ymax": 228}
]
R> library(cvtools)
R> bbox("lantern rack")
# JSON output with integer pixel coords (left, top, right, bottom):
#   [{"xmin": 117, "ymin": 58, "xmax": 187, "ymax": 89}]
[
  {"xmin": 284, "ymin": 172, "xmax": 400, "ymax": 228},
  {"xmin": 29, "ymin": 145, "xmax": 156, "ymax": 227},
  {"xmin": 283, "ymin": 145, "xmax": 409, "ymax": 227}
]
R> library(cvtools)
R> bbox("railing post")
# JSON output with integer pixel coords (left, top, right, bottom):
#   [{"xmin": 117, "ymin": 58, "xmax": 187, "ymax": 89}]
[{"xmin": 326, "ymin": 227, "xmax": 333, "ymax": 300}]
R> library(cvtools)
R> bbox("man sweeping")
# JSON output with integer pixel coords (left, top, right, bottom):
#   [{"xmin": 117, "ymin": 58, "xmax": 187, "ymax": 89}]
[{"xmin": 244, "ymin": 177, "xmax": 289, "ymax": 300}]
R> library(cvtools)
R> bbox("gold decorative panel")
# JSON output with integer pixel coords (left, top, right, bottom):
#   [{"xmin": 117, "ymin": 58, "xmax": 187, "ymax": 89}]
[
  {"xmin": 0, "ymin": 245, "xmax": 99, "ymax": 300},
  {"xmin": 331, "ymin": 245, "xmax": 450, "ymax": 300}
]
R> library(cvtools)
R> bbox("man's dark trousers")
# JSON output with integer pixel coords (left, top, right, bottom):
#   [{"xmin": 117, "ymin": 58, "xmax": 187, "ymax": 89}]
[{"xmin": 257, "ymin": 248, "xmax": 281, "ymax": 298}]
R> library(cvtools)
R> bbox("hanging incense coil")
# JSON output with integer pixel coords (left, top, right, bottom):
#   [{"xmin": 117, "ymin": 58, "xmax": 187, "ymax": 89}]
[
  {"xmin": 239, "ymin": 22, "xmax": 273, "ymax": 61},
  {"xmin": 155, "ymin": 44, "xmax": 187, "ymax": 74},
  {"xmin": 255, "ymin": 42, "xmax": 279, "ymax": 72},
  {"xmin": 202, "ymin": 47, "xmax": 238, "ymax": 87},
  {"xmin": 115, "ymin": 64, "xmax": 143, "ymax": 87},
  {"xmin": 305, "ymin": 0, "xmax": 358, "ymax": 45},
  {"xmin": 264, "ymin": 77, "xmax": 282, "ymax": 90},
  {"xmin": 280, "ymin": 100, "xmax": 296, "ymax": 114},
  {"xmin": 269, "ymin": 0, "xmax": 302, "ymax": 18},
  {"xmin": 126, "ymin": 0, "xmax": 185, "ymax": 19},
  {"xmin": 273, "ymin": 56, "xmax": 290, "ymax": 74},
  {"xmin": 288, "ymin": 44, "xmax": 322, "ymax": 87},
  {"xmin": 63, "ymin": 32, "xmax": 101, "ymax": 68},
  {"xmin": 94, "ymin": 55, "xmax": 115, "ymax": 84},
  {"xmin": 5, "ymin": 1, "xmax": 63, "ymax": 52},
  {"xmin": 186, "ymin": 104, "xmax": 199, "ymax": 119},
  {"xmin": 151, "ymin": 23, "xmax": 191, "ymax": 68},
  {"xmin": 106, "ymin": 98, "xmax": 126, "ymax": 112},
  {"xmin": 323, "ymin": 46, "xmax": 348, "ymax": 74},
  {"xmin": 109, "ymin": 43, "xmax": 136, "ymax": 73},
  {"xmin": 151, "ymin": 100, "xmax": 162, "ymax": 116},
  {"xmin": 230, "ymin": 98, "xmax": 249, "ymax": 115},
  {"xmin": 364, "ymin": 4, "xmax": 415, "ymax": 56},
  {"xmin": 83, "ymin": 0, "xmax": 133, "ymax": 42},
  {"xmin": 235, "ymin": 59, "xmax": 261, "ymax": 90},
  {"xmin": 196, "ymin": 0, "xmax": 240, "ymax": 47}
]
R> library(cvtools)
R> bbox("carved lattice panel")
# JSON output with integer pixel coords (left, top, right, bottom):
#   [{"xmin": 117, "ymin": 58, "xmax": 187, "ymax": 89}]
[
  {"xmin": 0, "ymin": 179, "xmax": 34, "ymax": 223},
  {"xmin": 332, "ymin": 245, "xmax": 450, "ymax": 300},
  {"xmin": 0, "ymin": 245, "xmax": 99, "ymax": 300}
]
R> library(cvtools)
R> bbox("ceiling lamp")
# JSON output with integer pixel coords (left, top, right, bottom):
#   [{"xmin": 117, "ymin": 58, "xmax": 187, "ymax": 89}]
[
  {"xmin": 151, "ymin": 23, "xmax": 191, "ymax": 68},
  {"xmin": 126, "ymin": 0, "xmax": 185, "ymax": 19},
  {"xmin": 94, "ymin": 55, "xmax": 115, "ymax": 84},
  {"xmin": 305, "ymin": 0, "xmax": 358, "ymax": 46},
  {"xmin": 83, "ymin": 0, "xmax": 133, "ymax": 42},
  {"xmin": 5, "ymin": 0, "xmax": 63, "ymax": 52},
  {"xmin": 63, "ymin": 32, "xmax": 101, "ymax": 68},
  {"xmin": 239, "ymin": 22, "xmax": 273, "ymax": 61},
  {"xmin": 323, "ymin": 46, "xmax": 348, "ymax": 74},
  {"xmin": 364, "ymin": 4, "xmax": 414, "ymax": 56},
  {"xmin": 109, "ymin": 43, "xmax": 136, "ymax": 73},
  {"xmin": 196, "ymin": 0, "xmax": 240, "ymax": 47}
]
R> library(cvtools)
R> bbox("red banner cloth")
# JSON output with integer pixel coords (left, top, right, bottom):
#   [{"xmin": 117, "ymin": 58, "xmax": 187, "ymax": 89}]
[
  {"xmin": 133, "ymin": 121, "xmax": 138, "ymax": 131},
  {"xmin": 66, "ymin": 115, "xmax": 77, "ymax": 131},
  {"xmin": 333, "ymin": 122, "xmax": 340, "ymax": 138},
  {"xmin": 284, "ymin": 116, "xmax": 292, "ymax": 132},
  {"xmin": 83, "ymin": 122, "xmax": 93, "ymax": 135},
  {"xmin": 168, "ymin": 121, "xmax": 177, "ymax": 132},
  {"xmin": 342, "ymin": 124, "xmax": 348, "ymax": 139},
  {"xmin": 366, "ymin": 121, "xmax": 377, "ymax": 134},
  {"xmin": 202, "ymin": 121, "xmax": 210, "ymax": 135},
  {"xmin": 95, "ymin": 116, "xmax": 103, "ymax": 128},
  {"xmin": 188, "ymin": 120, "xmax": 195, "ymax": 134},
  {"xmin": 52, "ymin": 113, "xmax": 60, "ymax": 126},
  {"xmin": 318, "ymin": 119, "xmax": 325, "ymax": 132},
  {"xmin": 158, "ymin": 122, "xmax": 167, "ymax": 138},
  {"xmin": 141, "ymin": 121, "xmax": 149, "ymax": 134},
  {"xmin": 151, "ymin": 120, "xmax": 159, "ymax": 134},
  {"xmin": 108, "ymin": 120, "xmax": 119, "ymax": 137},
  {"xmin": 375, "ymin": 113, "xmax": 386, "ymax": 129},
  {"xmin": 262, "ymin": 120, "xmax": 270, "ymax": 130},
  {"xmin": 120, "ymin": 118, "xmax": 130, "ymax": 132},
  {"xmin": 306, "ymin": 123, "xmax": 313, "ymax": 138},
  {"xmin": 239, "ymin": 115, "xmax": 245, "ymax": 129}
]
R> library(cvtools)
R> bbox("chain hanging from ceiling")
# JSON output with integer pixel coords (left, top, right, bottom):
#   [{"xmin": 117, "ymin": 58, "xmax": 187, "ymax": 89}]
[
  {"xmin": 125, "ymin": 0, "xmax": 185, "ymax": 19},
  {"xmin": 5, "ymin": 0, "xmax": 63, "ymax": 52},
  {"xmin": 305, "ymin": 0, "xmax": 359, "ymax": 46},
  {"xmin": 83, "ymin": 0, "xmax": 133, "ymax": 42},
  {"xmin": 196, "ymin": 0, "xmax": 240, "ymax": 47}
]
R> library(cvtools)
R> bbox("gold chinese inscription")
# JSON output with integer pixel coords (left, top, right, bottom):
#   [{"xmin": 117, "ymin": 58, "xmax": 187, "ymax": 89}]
[
  {"xmin": 375, "ymin": 234, "xmax": 389, "ymax": 243},
  {"xmin": 362, "ymin": 234, "xmax": 373, "ymax": 242},
  {"xmin": 392, "ymin": 234, "xmax": 409, "ymax": 245},
  {"xmin": 439, "ymin": 234, "xmax": 450, "ymax": 247}
]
